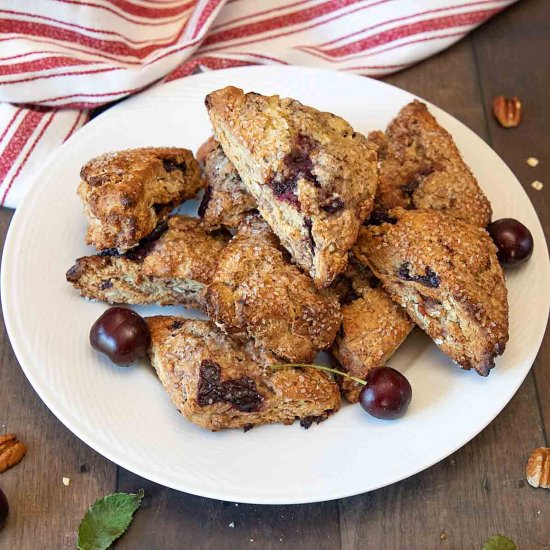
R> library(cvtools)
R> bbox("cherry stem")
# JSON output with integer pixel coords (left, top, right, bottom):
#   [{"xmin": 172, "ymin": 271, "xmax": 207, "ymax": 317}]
[{"xmin": 270, "ymin": 363, "xmax": 367, "ymax": 386}]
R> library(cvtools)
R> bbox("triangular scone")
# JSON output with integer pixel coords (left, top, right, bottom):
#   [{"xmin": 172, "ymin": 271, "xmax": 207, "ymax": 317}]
[
  {"xmin": 66, "ymin": 216, "xmax": 229, "ymax": 309},
  {"xmin": 354, "ymin": 208, "xmax": 508, "ymax": 376},
  {"xmin": 205, "ymin": 86, "xmax": 378, "ymax": 287},
  {"xmin": 78, "ymin": 147, "xmax": 203, "ymax": 252},
  {"xmin": 370, "ymin": 101, "xmax": 491, "ymax": 228},
  {"xmin": 196, "ymin": 136, "xmax": 256, "ymax": 230},
  {"xmin": 146, "ymin": 316, "xmax": 341, "ymax": 431},
  {"xmin": 331, "ymin": 260, "xmax": 414, "ymax": 403},
  {"xmin": 204, "ymin": 214, "xmax": 342, "ymax": 363}
]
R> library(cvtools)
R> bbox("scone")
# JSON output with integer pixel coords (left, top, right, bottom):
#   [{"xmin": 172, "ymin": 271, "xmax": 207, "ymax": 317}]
[
  {"xmin": 66, "ymin": 216, "xmax": 229, "ymax": 308},
  {"xmin": 372, "ymin": 100, "xmax": 491, "ymax": 228},
  {"xmin": 354, "ymin": 208, "xmax": 508, "ymax": 375},
  {"xmin": 146, "ymin": 316, "xmax": 341, "ymax": 431},
  {"xmin": 197, "ymin": 136, "xmax": 256, "ymax": 230},
  {"xmin": 331, "ymin": 261, "xmax": 414, "ymax": 403},
  {"xmin": 205, "ymin": 86, "xmax": 378, "ymax": 287},
  {"xmin": 78, "ymin": 147, "xmax": 203, "ymax": 251},
  {"xmin": 203, "ymin": 214, "xmax": 342, "ymax": 363}
]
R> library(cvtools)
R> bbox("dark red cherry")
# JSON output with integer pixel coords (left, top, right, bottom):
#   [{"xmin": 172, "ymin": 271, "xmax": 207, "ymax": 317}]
[
  {"xmin": 0, "ymin": 488, "xmax": 8, "ymax": 531},
  {"xmin": 487, "ymin": 218, "xmax": 533, "ymax": 267},
  {"xmin": 359, "ymin": 367, "xmax": 412, "ymax": 420},
  {"xmin": 90, "ymin": 307, "xmax": 150, "ymax": 366}
]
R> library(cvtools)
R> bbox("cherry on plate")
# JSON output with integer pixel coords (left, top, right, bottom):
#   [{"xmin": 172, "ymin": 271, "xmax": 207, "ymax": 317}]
[
  {"xmin": 0, "ymin": 488, "xmax": 8, "ymax": 531},
  {"xmin": 487, "ymin": 218, "xmax": 533, "ymax": 267},
  {"xmin": 90, "ymin": 307, "xmax": 150, "ymax": 366},
  {"xmin": 359, "ymin": 367, "xmax": 412, "ymax": 420}
]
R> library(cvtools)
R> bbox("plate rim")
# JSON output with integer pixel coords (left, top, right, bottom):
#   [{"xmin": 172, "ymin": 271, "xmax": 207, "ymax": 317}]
[{"xmin": 2, "ymin": 65, "xmax": 549, "ymax": 504}]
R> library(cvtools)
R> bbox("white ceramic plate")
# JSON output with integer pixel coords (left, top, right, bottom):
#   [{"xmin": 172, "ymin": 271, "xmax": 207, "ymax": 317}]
[{"xmin": 2, "ymin": 66, "xmax": 549, "ymax": 505}]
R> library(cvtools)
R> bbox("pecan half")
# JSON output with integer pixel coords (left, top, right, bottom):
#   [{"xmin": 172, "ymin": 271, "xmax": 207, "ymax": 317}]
[
  {"xmin": 0, "ymin": 434, "xmax": 27, "ymax": 474},
  {"xmin": 526, "ymin": 447, "xmax": 550, "ymax": 489},
  {"xmin": 493, "ymin": 96, "xmax": 522, "ymax": 128}
]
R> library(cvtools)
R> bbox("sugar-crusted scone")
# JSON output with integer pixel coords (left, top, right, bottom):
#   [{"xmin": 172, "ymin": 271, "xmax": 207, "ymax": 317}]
[
  {"xmin": 78, "ymin": 147, "xmax": 203, "ymax": 251},
  {"xmin": 146, "ymin": 316, "xmax": 341, "ymax": 431},
  {"xmin": 371, "ymin": 101, "xmax": 491, "ymax": 228},
  {"xmin": 66, "ymin": 216, "xmax": 229, "ymax": 309},
  {"xmin": 354, "ymin": 208, "xmax": 508, "ymax": 376},
  {"xmin": 331, "ymin": 261, "xmax": 414, "ymax": 403},
  {"xmin": 205, "ymin": 86, "xmax": 378, "ymax": 287},
  {"xmin": 204, "ymin": 214, "xmax": 342, "ymax": 363},
  {"xmin": 204, "ymin": 214, "xmax": 342, "ymax": 362},
  {"xmin": 334, "ymin": 288, "xmax": 413, "ymax": 403},
  {"xmin": 196, "ymin": 136, "xmax": 257, "ymax": 230}
]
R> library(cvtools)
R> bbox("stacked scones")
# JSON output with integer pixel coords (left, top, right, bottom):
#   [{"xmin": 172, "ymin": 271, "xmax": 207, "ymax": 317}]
[{"xmin": 67, "ymin": 89, "xmax": 509, "ymax": 431}]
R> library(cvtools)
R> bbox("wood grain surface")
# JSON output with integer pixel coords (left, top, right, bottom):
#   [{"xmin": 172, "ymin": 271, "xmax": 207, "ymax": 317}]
[{"xmin": 0, "ymin": 0, "xmax": 548, "ymax": 548}]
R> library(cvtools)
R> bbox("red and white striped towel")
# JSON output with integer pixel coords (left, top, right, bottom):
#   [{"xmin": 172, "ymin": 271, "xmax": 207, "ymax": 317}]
[{"xmin": 0, "ymin": 0, "xmax": 516, "ymax": 208}]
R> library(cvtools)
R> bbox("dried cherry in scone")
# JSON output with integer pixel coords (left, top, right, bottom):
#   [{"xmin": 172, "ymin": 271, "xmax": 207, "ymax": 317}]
[
  {"xmin": 197, "ymin": 360, "xmax": 263, "ymax": 412},
  {"xmin": 397, "ymin": 262, "xmax": 440, "ymax": 288},
  {"xmin": 90, "ymin": 307, "xmax": 151, "ymax": 366}
]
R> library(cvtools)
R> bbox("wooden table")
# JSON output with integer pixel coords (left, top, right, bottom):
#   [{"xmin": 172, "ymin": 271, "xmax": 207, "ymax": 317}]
[{"xmin": 1, "ymin": 1, "xmax": 549, "ymax": 548}]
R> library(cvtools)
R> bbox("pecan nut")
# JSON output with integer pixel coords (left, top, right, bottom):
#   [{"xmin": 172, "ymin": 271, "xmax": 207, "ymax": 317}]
[
  {"xmin": 526, "ymin": 447, "xmax": 550, "ymax": 489},
  {"xmin": 0, "ymin": 434, "xmax": 27, "ymax": 474},
  {"xmin": 493, "ymin": 96, "xmax": 522, "ymax": 128}
]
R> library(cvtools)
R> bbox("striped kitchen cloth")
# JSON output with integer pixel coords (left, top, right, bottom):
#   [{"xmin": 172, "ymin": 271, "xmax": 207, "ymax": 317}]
[{"xmin": 0, "ymin": 0, "xmax": 517, "ymax": 208}]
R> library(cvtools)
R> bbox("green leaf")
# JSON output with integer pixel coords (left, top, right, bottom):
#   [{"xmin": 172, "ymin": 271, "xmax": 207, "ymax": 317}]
[
  {"xmin": 482, "ymin": 535, "xmax": 517, "ymax": 550},
  {"xmin": 77, "ymin": 489, "xmax": 144, "ymax": 550}
]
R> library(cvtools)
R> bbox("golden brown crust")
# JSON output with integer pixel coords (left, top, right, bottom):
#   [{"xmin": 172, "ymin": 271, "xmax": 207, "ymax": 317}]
[
  {"xmin": 66, "ymin": 216, "xmax": 229, "ymax": 308},
  {"xmin": 354, "ymin": 208, "xmax": 508, "ymax": 375},
  {"xmin": 78, "ymin": 147, "xmax": 203, "ymax": 251},
  {"xmin": 204, "ymin": 214, "xmax": 342, "ymax": 363},
  {"xmin": 146, "ymin": 316, "xmax": 341, "ymax": 431},
  {"xmin": 372, "ymin": 101, "xmax": 491, "ymax": 228},
  {"xmin": 205, "ymin": 86, "xmax": 378, "ymax": 287},
  {"xmin": 197, "ymin": 137, "xmax": 257, "ymax": 230},
  {"xmin": 333, "ymin": 288, "xmax": 413, "ymax": 403}
]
